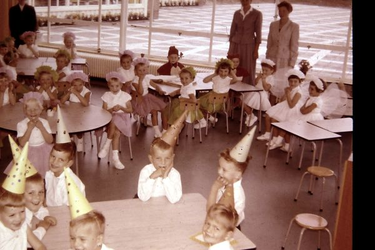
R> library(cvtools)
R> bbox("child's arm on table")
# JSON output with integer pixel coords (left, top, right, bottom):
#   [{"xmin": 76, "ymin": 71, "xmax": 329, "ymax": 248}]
[
  {"xmin": 71, "ymin": 87, "xmax": 90, "ymax": 107},
  {"xmin": 137, "ymin": 167, "xmax": 163, "ymax": 201},
  {"xmin": 27, "ymin": 226, "xmax": 47, "ymax": 250},
  {"xmin": 162, "ymin": 163, "xmax": 182, "ymax": 204},
  {"xmin": 206, "ymin": 176, "xmax": 227, "ymax": 211},
  {"xmin": 150, "ymin": 80, "xmax": 166, "ymax": 95}
]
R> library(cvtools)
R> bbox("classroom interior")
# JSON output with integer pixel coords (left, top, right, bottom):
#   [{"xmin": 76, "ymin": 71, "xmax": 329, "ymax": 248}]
[{"xmin": 0, "ymin": 1, "xmax": 355, "ymax": 249}]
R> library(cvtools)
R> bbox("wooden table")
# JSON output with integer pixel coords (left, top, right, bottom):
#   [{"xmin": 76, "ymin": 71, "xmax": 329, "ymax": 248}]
[
  {"xmin": 263, "ymin": 121, "xmax": 341, "ymax": 170},
  {"xmin": 16, "ymin": 57, "xmax": 56, "ymax": 76},
  {"xmin": 229, "ymin": 82, "xmax": 262, "ymax": 134},
  {"xmin": 42, "ymin": 193, "xmax": 256, "ymax": 250},
  {"xmin": 308, "ymin": 118, "xmax": 353, "ymax": 186}
]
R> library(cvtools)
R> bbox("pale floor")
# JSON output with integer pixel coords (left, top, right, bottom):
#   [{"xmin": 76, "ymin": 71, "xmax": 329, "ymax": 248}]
[{"xmin": 0, "ymin": 79, "xmax": 353, "ymax": 250}]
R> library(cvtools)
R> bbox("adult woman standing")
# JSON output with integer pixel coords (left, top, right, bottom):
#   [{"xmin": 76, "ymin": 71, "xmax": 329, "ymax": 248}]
[
  {"xmin": 228, "ymin": 0, "xmax": 263, "ymax": 85},
  {"xmin": 266, "ymin": 1, "xmax": 299, "ymax": 103}
]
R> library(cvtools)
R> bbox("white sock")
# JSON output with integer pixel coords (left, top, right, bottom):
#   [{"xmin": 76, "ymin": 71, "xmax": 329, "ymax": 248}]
[
  {"xmin": 275, "ymin": 136, "xmax": 284, "ymax": 144},
  {"xmin": 264, "ymin": 132, "xmax": 271, "ymax": 137},
  {"xmin": 112, "ymin": 150, "xmax": 119, "ymax": 160},
  {"xmin": 153, "ymin": 126, "xmax": 162, "ymax": 137},
  {"xmin": 102, "ymin": 138, "xmax": 112, "ymax": 149}
]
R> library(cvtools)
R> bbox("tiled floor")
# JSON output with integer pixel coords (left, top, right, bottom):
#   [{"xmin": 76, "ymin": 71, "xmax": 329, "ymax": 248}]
[{"xmin": 0, "ymin": 79, "xmax": 352, "ymax": 249}]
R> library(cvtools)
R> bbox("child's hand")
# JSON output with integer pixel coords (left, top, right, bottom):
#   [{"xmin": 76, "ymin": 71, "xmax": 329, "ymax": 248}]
[
  {"xmin": 36, "ymin": 220, "xmax": 51, "ymax": 231},
  {"xmin": 27, "ymin": 120, "xmax": 37, "ymax": 128},
  {"xmin": 211, "ymin": 176, "xmax": 227, "ymax": 191},
  {"xmin": 162, "ymin": 162, "xmax": 174, "ymax": 179},
  {"xmin": 150, "ymin": 168, "xmax": 164, "ymax": 179},
  {"xmin": 284, "ymin": 87, "xmax": 291, "ymax": 95},
  {"xmin": 44, "ymin": 216, "xmax": 57, "ymax": 226},
  {"xmin": 112, "ymin": 105, "xmax": 121, "ymax": 112},
  {"xmin": 34, "ymin": 120, "xmax": 44, "ymax": 130}
]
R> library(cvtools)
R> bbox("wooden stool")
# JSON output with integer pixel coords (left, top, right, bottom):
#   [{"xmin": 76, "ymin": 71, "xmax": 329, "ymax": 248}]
[
  {"xmin": 206, "ymin": 92, "xmax": 229, "ymax": 135},
  {"xmin": 179, "ymin": 100, "xmax": 202, "ymax": 143},
  {"xmin": 282, "ymin": 213, "xmax": 333, "ymax": 250},
  {"xmin": 294, "ymin": 166, "xmax": 338, "ymax": 212}
]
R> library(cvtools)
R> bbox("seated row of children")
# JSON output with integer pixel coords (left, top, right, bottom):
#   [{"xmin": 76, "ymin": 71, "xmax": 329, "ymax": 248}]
[{"xmin": 1, "ymin": 102, "xmax": 255, "ymax": 249}]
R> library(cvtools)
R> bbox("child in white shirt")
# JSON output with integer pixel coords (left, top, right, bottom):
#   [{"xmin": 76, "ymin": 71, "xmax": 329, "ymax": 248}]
[
  {"xmin": 202, "ymin": 204, "xmax": 238, "ymax": 250},
  {"xmin": 35, "ymin": 65, "xmax": 59, "ymax": 109},
  {"xmin": 137, "ymin": 137, "xmax": 182, "ymax": 204},
  {"xmin": 18, "ymin": 31, "xmax": 39, "ymax": 58},
  {"xmin": 55, "ymin": 49, "xmax": 72, "ymax": 82},
  {"xmin": 45, "ymin": 142, "xmax": 86, "ymax": 207},
  {"xmin": 117, "ymin": 49, "xmax": 135, "ymax": 93}
]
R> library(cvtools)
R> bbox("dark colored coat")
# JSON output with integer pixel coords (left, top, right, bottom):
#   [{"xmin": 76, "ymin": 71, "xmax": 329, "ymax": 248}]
[
  {"xmin": 9, "ymin": 4, "xmax": 38, "ymax": 47},
  {"xmin": 157, "ymin": 62, "xmax": 184, "ymax": 75}
]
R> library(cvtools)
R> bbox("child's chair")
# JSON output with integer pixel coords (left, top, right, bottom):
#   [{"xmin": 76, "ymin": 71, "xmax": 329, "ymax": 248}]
[
  {"xmin": 130, "ymin": 91, "xmax": 150, "ymax": 136},
  {"xmin": 294, "ymin": 166, "xmax": 338, "ymax": 212},
  {"xmin": 179, "ymin": 99, "xmax": 202, "ymax": 143},
  {"xmin": 96, "ymin": 130, "xmax": 133, "ymax": 163},
  {"xmin": 205, "ymin": 92, "xmax": 229, "ymax": 136},
  {"xmin": 281, "ymin": 213, "xmax": 333, "ymax": 250}
]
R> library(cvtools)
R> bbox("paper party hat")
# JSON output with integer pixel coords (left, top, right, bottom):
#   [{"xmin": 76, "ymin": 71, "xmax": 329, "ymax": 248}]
[
  {"xmin": 2, "ymin": 142, "xmax": 29, "ymax": 194},
  {"xmin": 64, "ymin": 168, "xmax": 93, "ymax": 219},
  {"xmin": 56, "ymin": 105, "xmax": 71, "ymax": 144},
  {"xmin": 229, "ymin": 126, "xmax": 256, "ymax": 163},
  {"xmin": 8, "ymin": 135, "xmax": 38, "ymax": 178},
  {"xmin": 161, "ymin": 110, "xmax": 188, "ymax": 147}
]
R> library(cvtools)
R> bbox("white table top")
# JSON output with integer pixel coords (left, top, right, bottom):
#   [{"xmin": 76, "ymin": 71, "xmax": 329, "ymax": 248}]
[
  {"xmin": 42, "ymin": 193, "xmax": 256, "ymax": 250},
  {"xmin": 0, "ymin": 102, "xmax": 112, "ymax": 134},
  {"xmin": 229, "ymin": 82, "xmax": 262, "ymax": 93},
  {"xmin": 272, "ymin": 121, "xmax": 341, "ymax": 141},
  {"xmin": 308, "ymin": 117, "xmax": 353, "ymax": 133},
  {"xmin": 17, "ymin": 57, "xmax": 56, "ymax": 76}
]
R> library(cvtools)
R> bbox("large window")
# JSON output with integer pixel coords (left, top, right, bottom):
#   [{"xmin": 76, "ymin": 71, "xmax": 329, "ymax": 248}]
[{"xmin": 34, "ymin": 0, "xmax": 352, "ymax": 83}]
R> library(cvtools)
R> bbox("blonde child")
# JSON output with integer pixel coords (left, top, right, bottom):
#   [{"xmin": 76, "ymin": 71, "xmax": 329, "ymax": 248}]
[
  {"xmin": 137, "ymin": 137, "xmax": 182, "ymax": 203},
  {"xmin": 202, "ymin": 204, "xmax": 238, "ymax": 250},
  {"xmin": 45, "ymin": 142, "xmax": 86, "ymax": 206},
  {"xmin": 257, "ymin": 69, "xmax": 305, "ymax": 151},
  {"xmin": 157, "ymin": 46, "xmax": 184, "ymax": 76},
  {"xmin": 18, "ymin": 31, "xmax": 39, "ymax": 58},
  {"xmin": 58, "ymin": 31, "xmax": 78, "ymax": 60},
  {"xmin": 24, "ymin": 173, "xmax": 57, "ymax": 246},
  {"xmin": 35, "ymin": 65, "xmax": 59, "ymax": 109},
  {"xmin": 131, "ymin": 56, "xmax": 168, "ymax": 138},
  {"xmin": 117, "ymin": 49, "xmax": 135, "ymax": 93},
  {"xmin": 69, "ymin": 210, "xmax": 113, "ymax": 250},
  {"xmin": 3, "ymin": 51, "xmax": 18, "ymax": 83},
  {"xmin": 4, "ymin": 36, "xmax": 19, "ymax": 56},
  {"xmin": 0, "ymin": 41, "xmax": 9, "ymax": 67},
  {"xmin": 97, "ymin": 72, "xmax": 133, "ymax": 170},
  {"xmin": 55, "ymin": 49, "xmax": 72, "ymax": 82},
  {"xmin": 167, "ymin": 66, "xmax": 207, "ymax": 129},
  {"xmin": 0, "ymin": 188, "xmax": 47, "ymax": 250},
  {"xmin": 3, "ymin": 92, "xmax": 54, "ymax": 177},
  {"xmin": 200, "ymin": 58, "xmax": 238, "ymax": 123},
  {"xmin": 241, "ymin": 58, "xmax": 276, "ymax": 127}
]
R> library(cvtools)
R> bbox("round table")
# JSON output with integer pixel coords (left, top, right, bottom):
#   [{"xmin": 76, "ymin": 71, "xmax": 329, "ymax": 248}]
[{"xmin": 0, "ymin": 102, "xmax": 112, "ymax": 134}]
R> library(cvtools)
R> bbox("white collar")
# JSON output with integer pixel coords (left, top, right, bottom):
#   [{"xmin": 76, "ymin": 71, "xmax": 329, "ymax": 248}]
[{"xmin": 240, "ymin": 6, "xmax": 253, "ymax": 17}]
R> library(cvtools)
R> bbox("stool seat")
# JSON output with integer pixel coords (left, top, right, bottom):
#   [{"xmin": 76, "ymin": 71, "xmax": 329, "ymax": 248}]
[
  {"xmin": 307, "ymin": 166, "xmax": 334, "ymax": 177},
  {"xmin": 295, "ymin": 213, "xmax": 328, "ymax": 230}
]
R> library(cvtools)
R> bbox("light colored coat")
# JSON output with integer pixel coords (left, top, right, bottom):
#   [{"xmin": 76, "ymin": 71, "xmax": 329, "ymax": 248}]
[{"xmin": 266, "ymin": 20, "xmax": 299, "ymax": 68}]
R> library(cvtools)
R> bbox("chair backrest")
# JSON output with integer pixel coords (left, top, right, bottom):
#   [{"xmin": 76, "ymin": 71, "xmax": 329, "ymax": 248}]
[
  {"xmin": 179, "ymin": 99, "xmax": 200, "ymax": 111},
  {"xmin": 208, "ymin": 92, "xmax": 228, "ymax": 104},
  {"xmin": 55, "ymin": 81, "xmax": 71, "ymax": 99}
]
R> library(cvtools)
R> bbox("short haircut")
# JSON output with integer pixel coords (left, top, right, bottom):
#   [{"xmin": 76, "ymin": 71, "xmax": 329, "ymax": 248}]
[
  {"xmin": 219, "ymin": 148, "xmax": 250, "ymax": 174},
  {"xmin": 135, "ymin": 62, "xmax": 146, "ymax": 71},
  {"xmin": 215, "ymin": 62, "xmax": 232, "ymax": 75},
  {"xmin": 278, "ymin": 1, "xmax": 293, "ymax": 12},
  {"xmin": 53, "ymin": 142, "xmax": 76, "ymax": 161},
  {"xmin": 0, "ymin": 188, "xmax": 25, "ymax": 212},
  {"xmin": 149, "ymin": 137, "xmax": 174, "ymax": 155},
  {"xmin": 120, "ymin": 53, "xmax": 133, "ymax": 61},
  {"xmin": 24, "ymin": 98, "xmax": 44, "ymax": 111},
  {"xmin": 56, "ymin": 53, "xmax": 71, "ymax": 65},
  {"xmin": 179, "ymin": 68, "xmax": 194, "ymax": 79},
  {"xmin": 206, "ymin": 203, "xmax": 238, "ymax": 232},
  {"xmin": 70, "ymin": 210, "xmax": 106, "ymax": 235},
  {"xmin": 288, "ymin": 75, "xmax": 303, "ymax": 82},
  {"xmin": 25, "ymin": 173, "xmax": 44, "ymax": 186}
]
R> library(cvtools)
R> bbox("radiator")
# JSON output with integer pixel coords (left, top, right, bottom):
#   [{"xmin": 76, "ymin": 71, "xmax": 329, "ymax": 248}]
[{"xmin": 39, "ymin": 48, "xmax": 212, "ymax": 79}]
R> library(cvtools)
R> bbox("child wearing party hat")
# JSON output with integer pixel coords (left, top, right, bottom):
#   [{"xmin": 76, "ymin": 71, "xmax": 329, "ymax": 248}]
[
  {"xmin": 3, "ymin": 91, "xmax": 54, "ymax": 178},
  {"xmin": 206, "ymin": 126, "xmax": 256, "ymax": 228},
  {"xmin": 45, "ymin": 105, "xmax": 86, "ymax": 207},
  {"xmin": 202, "ymin": 204, "xmax": 239, "ymax": 250},
  {"xmin": 65, "ymin": 168, "xmax": 113, "ymax": 250},
  {"xmin": 0, "ymin": 143, "xmax": 47, "ymax": 250},
  {"xmin": 137, "ymin": 110, "xmax": 188, "ymax": 204},
  {"xmin": 157, "ymin": 46, "xmax": 185, "ymax": 76}
]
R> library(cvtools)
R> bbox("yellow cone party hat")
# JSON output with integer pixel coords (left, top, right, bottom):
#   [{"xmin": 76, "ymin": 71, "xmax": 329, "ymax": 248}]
[
  {"xmin": 161, "ymin": 110, "xmax": 188, "ymax": 147},
  {"xmin": 229, "ymin": 126, "xmax": 256, "ymax": 163},
  {"xmin": 8, "ymin": 135, "xmax": 38, "ymax": 178},
  {"xmin": 56, "ymin": 105, "xmax": 71, "ymax": 144},
  {"xmin": 64, "ymin": 167, "xmax": 93, "ymax": 219},
  {"xmin": 2, "ymin": 142, "xmax": 29, "ymax": 194}
]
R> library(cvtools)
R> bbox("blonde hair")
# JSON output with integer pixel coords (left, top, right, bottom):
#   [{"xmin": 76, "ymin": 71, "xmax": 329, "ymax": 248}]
[
  {"xmin": 70, "ymin": 210, "xmax": 106, "ymax": 235},
  {"xmin": 149, "ymin": 137, "xmax": 174, "ymax": 155},
  {"xmin": 24, "ymin": 98, "xmax": 43, "ymax": 111},
  {"xmin": 0, "ymin": 188, "xmax": 25, "ymax": 212},
  {"xmin": 25, "ymin": 173, "xmax": 44, "ymax": 186},
  {"xmin": 219, "ymin": 148, "xmax": 250, "ymax": 174},
  {"xmin": 206, "ymin": 203, "xmax": 238, "ymax": 232}
]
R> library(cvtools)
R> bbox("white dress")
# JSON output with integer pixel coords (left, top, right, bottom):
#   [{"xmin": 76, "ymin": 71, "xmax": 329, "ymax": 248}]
[
  {"xmin": 209, "ymin": 240, "xmax": 234, "ymax": 250},
  {"xmin": 117, "ymin": 65, "xmax": 135, "ymax": 83},
  {"xmin": 18, "ymin": 44, "xmax": 39, "ymax": 58},
  {"xmin": 69, "ymin": 86, "xmax": 91, "ymax": 103},
  {"xmin": 212, "ymin": 75, "xmax": 232, "ymax": 94},
  {"xmin": 298, "ymin": 96, "xmax": 324, "ymax": 122},
  {"xmin": 242, "ymin": 75, "xmax": 274, "ymax": 111},
  {"xmin": 266, "ymin": 86, "xmax": 303, "ymax": 122}
]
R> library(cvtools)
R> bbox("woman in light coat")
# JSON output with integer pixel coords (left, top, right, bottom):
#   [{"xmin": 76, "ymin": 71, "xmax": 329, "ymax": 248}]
[{"xmin": 266, "ymin": 1, "xmax": 299, "ymax": 103}]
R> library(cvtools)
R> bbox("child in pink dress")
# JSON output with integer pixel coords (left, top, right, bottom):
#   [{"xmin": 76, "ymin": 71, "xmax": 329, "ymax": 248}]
[
  {"xmin": 131, "ymin": 56, "xmax": 168, "ymax": 138},
  {"xmin": 98, "ymin": 72, "xmax": 133, "ymax": 170}
]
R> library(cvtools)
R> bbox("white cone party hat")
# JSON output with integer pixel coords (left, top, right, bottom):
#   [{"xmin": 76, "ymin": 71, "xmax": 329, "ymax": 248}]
[
  {"xmin": 229, "ymin": 126, "xmax": 256, "ymax": 163},
  {"xmin": 56, "ymin": 105, "xmax": 71, "ymax": 143}
]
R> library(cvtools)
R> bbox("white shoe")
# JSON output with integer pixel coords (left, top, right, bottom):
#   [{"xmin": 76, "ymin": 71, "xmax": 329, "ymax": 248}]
[
  {"xmin": 98, "ymin": 147, "xmax": 109, "ymax": 158},
  {"xmin": 76, "ymin": 138, "xmax": 83, "ymax": 152},
  {"xmin": 245, "ymin": 114, "xmax": 251, "ymax": 126},
  {"xmin": 248, "ymin": 115, "xmax": 258, "ymax": 127},
  {"xmin": 194, "ymin": 119, "xmax": 207, "ymax": 129},
  {"xmin": 208, "ymin": 116, "xmax": 218, "ymax": 123},
  {"xmin": 269, "ymin": 141, "xmax": 283, "ymax": 150},
  {"xmin": 280, "ymin": 143, "xmax": 290, "ymax": 152},
  {"xmin": 113, "ymin": 159, "xmax": 125, "ymax": 170},
  {"xmin": 257, "ymin": 133, "xmax": 270, "ymax": 141}
]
